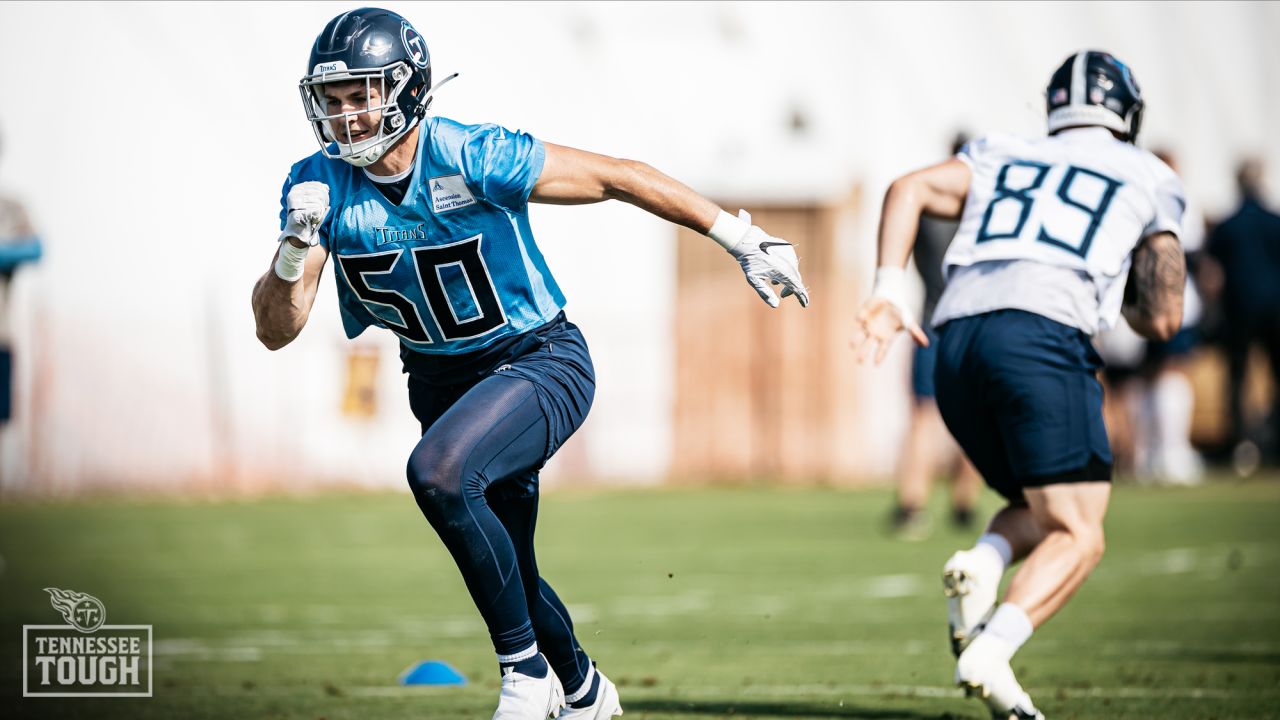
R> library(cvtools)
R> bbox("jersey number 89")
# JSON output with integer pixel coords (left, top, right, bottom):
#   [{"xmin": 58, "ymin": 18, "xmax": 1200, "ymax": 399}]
[{"xmin": 975, "ymin": 161, "xmax": 1124, "ymax": 259}]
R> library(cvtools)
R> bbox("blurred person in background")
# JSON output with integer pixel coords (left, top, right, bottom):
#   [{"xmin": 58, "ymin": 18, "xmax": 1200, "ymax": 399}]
[
  {"xmin": 1128, "ymin": 149, "xmax": 1206, "ymax": 484},
  {"xmin": 0, "ymin": 132, "xmax": 42, "ymax": 431},
  {"xmin": 252, "ymin": 9, "xmax": 808, "ymax": 720},
  {"xmin": 890, "ymin": 134, "xmax": 983, "ymax": 539},
  {"xmin": 855, "ymin": 51, "xmax": 1185, "ymax": 719},
  {"xmin": 1204, "ymin": 158, "xmax": 1280, "ymax": 471},
  {"xmin": 1092, "ymin": 316, "xmax": 1146, "ymax": 472},
  {"xmin": 1096, "ymin": 149, "xmax": 1208, "ymax": 484}
]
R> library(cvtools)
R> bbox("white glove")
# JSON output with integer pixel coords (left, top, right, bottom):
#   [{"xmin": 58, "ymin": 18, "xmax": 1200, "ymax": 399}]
[
  {"xmin": 278, "ymin": 181, "xmax": 330, "ymax": 247},
  {"xmin": 709, "ymin": 209, "xmax": 810, "ymax": 308}
]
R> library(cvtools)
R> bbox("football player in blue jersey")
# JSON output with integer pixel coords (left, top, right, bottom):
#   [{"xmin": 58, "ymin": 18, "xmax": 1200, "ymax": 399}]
[
  {"xmin": 0, "ymin": 133, "xmax": 41, "ymax": 429},
  {"xmin": 854, "ymin": 51, "xmax": 1185, "ymax": 719},
  {"xmin": 251, "ymin": 8, "xmax": 808, "ymax": 720}
]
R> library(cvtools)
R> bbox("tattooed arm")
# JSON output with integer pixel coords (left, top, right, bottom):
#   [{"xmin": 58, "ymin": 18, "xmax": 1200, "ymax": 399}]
[{"xmin": 1122, "ymin": 231, "xmax": 1185, "ymax": 341}]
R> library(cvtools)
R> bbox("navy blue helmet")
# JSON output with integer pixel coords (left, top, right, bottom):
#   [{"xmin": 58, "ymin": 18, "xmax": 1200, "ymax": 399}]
[
  {"xmin": 1046, "ymin": 50, "xmax": 1144, "ymax": 143},
  {"xmin": 299, "ymin": 8, "xmax": 450, "ymax": 167}
]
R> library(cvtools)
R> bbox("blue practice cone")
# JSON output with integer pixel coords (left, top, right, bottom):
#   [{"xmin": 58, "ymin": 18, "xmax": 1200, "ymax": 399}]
[{"xmin": 399, "ymin": 660, "xmax": 468, "ymax": 686}]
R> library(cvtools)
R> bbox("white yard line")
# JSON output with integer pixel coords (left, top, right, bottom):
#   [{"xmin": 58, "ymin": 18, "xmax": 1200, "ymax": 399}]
[
  {"xmin": 863, "ymin": 574, "xmax": 926, "ymax": 599},
  {"xmin": 669, "ymin": 684, "xmax": 1276, "ymax": 701},
  {"xmin": 341, "ymin": 682, "xmax": 1273, "ymax": 700}
]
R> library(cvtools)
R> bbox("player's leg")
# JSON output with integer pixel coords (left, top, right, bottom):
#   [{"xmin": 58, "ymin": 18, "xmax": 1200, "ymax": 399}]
[
  {"xmin": 405, "ymin": 374, "xmax": 564, "ymax": 718},
  {"xmin": 892, "ymin": 399, "xmax": 943, "ymax": 538},
  {"xmin": 934, "ymin": 316, "xmax": 1027, "ymax": 655},
  {"xmin": 482, "ymin": 316, "xmax": 606, "ymax": 716},
  {"xmin": 0, "ymin": 342, "xmax": 10, "ymax": 425},
  {"xmin": 935, "ymin": 318, "xmax": 1044, "ymax": 718},
  {"xmin": 951, "ymin": 481, "xmax": 1107, "ymax": 720},
  {"xmin": 488, "ymin": 489, "xmax": 585, "ymax": 686},
  {"xmin": 491, "ymin": 488, "xmax": 622, "ymax": 718},
  {"xmin": 948, "ymin": 450, "xmax": 983, "ymax": 530},
  {"xmin": 983, "ymin": 503, "xmax": 1044, "ymax": 562},
  {"xmin": 987, "ymin": 320, "xmax": 1113, "ymax": 626},
  {"xmin": 891, "ymin": 337, "xmax": 944, "ymax": 537},
  {"xmin": 1262, "ymin": 313, "xmax": 1280, "ymax": 464},
  {"xmin": 942, "ymin": 499, "xmax": 1047, "ymax": 647},
  {"xmin": 1224, "ymin": 320, "xmax": 1251, "ymax": 453},
  {"xmin": 1149, "ymin": 364, "xmax": 1203, "ymax": 483},
  {"xmin": 1001, "ymin": 481, "xmax": 1110, "ymax": 624},
  {"xmin": 955, "ymin": 312, "xmax": 1112, "ymax": 719},
  {"xmin": 0, "ymin": 287, "xmax": 12, "ymax": 427}
]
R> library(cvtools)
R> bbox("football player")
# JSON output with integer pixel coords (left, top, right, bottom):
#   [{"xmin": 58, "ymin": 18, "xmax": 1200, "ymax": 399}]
[
  {"xmin": 0, "ymin": 132, "xmax": 42, "ymax": 428},
  {"xmin": 889, "ymin": 133, "xmax": 983, "ymax": 540},
  {"xmin": 251, "ymin": 8, "xmax": 808, "ymax": 720},
  {"xmin": 854, "ymin": 51, "xmax": 1185, "ymax": 719}
]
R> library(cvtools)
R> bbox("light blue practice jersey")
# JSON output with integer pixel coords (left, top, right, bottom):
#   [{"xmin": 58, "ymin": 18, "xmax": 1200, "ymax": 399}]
[{"xmin": 280, "ymin": 117, "xmax": 566, "ymax": 355}]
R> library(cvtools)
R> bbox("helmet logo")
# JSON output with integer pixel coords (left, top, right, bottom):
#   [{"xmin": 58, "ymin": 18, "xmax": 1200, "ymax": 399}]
[
  {"xmin": 314, "ymin": 60, "xmax": 348, "ymax": 75},
  {"xmin": 361, "ymin": 33, "xmax": 393, "ymax": 59},
  {"xmin": 402, "ymin": 23, "xmax": 429, "ymax": 68}
]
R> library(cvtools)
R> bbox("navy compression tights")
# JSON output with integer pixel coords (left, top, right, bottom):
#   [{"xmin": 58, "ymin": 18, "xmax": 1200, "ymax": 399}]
[{"xmin": 406, "ymin": 374, "xmax": 589, "ymax": 689}]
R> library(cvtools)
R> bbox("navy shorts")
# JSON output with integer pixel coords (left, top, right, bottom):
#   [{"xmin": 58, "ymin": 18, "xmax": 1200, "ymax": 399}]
[
  {"xmin": 402, "ymin": 313, "xmax": 595, "ymax": 496},
  {"xmin": 911, "ymin": 329, "xmax": 939, "ymax": 400},
  {"xmin": 934, "ymin": 310, "xmax": 1112, "ymax": 504}
]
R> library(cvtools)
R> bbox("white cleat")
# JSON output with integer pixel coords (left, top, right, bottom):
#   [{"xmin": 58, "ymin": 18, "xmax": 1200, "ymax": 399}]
[
  {"xmin": 943, "ymin": 549, "xmax": 1000, "ymax": 656},
  {"xmin": 955, "ymin": 635, "xmax": 1044, "ymax": 720},
  {"xmin": 558, "ymin": 666, "xmax": 623, "ymax": 720},
  {"xmin": 493, "ymin": 656, "xmax": 565, "ymax": 720}
]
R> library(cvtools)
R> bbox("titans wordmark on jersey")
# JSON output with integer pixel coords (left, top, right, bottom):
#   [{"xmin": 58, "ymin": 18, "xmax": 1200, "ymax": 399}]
[
  {"xmin": 933, "ymin": 127, "xmax": 1185, "ymax": 334},
  {"xmin": 279, "ymin": 117, "xmax": 566, "ymax": 355}
]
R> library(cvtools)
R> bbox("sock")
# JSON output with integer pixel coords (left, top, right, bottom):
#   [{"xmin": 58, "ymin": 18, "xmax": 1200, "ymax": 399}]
[
  {"xmin": 1132, "ymin": 381, "xmax": 1156, "ymax": 475},
  {"xmin": 498, "ymin": 643, "xmax": 548, "ymax": 678},
  {"xmin": 1154, "ymin": 372, "xmax": 1195, "ymax": 467},
  {"xmin": 973, "ymin": 533, "xmax": 1013, "ymax": 573},
  {"xmin": 983, "ymin": 602, "xmax": 1034, "ymax": 658},
  {"xmin": 566, "ymin": 662, "xmax": 600, "ymax": 708}
]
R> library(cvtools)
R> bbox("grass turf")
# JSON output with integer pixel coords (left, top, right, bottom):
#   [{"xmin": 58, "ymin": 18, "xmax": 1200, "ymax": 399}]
[{"xmin": 1, "ymin": 478, "xmax": 1278, "ymax": 719}]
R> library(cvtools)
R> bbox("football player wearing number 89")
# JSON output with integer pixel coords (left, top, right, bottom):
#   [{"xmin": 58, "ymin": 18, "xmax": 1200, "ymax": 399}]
[
  {"xmin": 251, "ymin": 8, "xmax": 808, "ymax": 720},
  {"xmin": 854, "ymin": 51, "xmax": 1185, "ymax": 719}
]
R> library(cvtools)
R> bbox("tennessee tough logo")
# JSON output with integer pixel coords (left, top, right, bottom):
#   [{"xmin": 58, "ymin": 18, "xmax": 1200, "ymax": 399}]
[
  {"xmin": 44, "ymin": 587, "xmax": 107, "ymax": 633},
  {"xmin": 23, "ymin": 588, "xmax": 152, "ymax": 697}
]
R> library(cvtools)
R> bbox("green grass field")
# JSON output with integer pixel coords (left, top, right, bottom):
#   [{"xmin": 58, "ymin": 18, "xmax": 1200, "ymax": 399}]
[{"xmin": 2, "ymin": 479, "xmax": 1278, "ymax": 719}]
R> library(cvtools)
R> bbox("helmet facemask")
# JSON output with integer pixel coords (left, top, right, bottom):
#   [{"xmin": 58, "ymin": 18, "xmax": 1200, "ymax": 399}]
[{"xmin": 299, "ymin": 61, "xmax": 424, "ymax": 168}]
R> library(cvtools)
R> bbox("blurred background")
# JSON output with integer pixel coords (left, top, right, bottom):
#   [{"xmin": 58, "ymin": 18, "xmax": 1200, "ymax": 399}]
[
  {"xmin": 2, "ymin": 3, "xmax": 1280, "ymax": 719},
  {"xmin": 0, "ymin": 0, "xmax": 1277, "ymax": 494}
]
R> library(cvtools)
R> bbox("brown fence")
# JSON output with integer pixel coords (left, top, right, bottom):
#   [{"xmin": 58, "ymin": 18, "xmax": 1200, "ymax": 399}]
[{"xmin": 672, "ymin": 189, "xmax": 885, "ymax": 485}]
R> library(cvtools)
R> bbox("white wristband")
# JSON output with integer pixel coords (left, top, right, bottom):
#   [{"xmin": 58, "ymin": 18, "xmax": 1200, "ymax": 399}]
[
  {"xmin": 871, "ymin": 266, "xmax": 916, "ymax": 325},
  {"xmin": 274, "ymin": 241, "xmax": 311, "ymax": 282},
  {"xmin": 708, "ymin": 209, "xmax": 750, "ymax": 251}
]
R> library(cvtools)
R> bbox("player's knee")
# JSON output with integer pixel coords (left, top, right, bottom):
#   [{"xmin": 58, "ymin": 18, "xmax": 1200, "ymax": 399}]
[
  {"xmin": 1082, "ymin": 527, "xmax": 1106, "ymax": 566},
  {"xmin": 406, "ymin": 442, "xmax": 488, "ymax": 506},
  {"xmin": 1065, "ymin": 523, "xmax": 1105, "ymax": 568},
  {"xmin": 406, "ymin": 449, "xmax": 464, "ymax": 504}
]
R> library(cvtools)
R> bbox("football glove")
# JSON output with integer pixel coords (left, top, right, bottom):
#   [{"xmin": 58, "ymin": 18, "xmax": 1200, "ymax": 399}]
[
  {"xmin": 278, "ymin": 181, "xmax": 330, "ymax": 247},
  {"xmin": 713, "ymin": 210, "xmax": 810, "ymax": 308}
]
